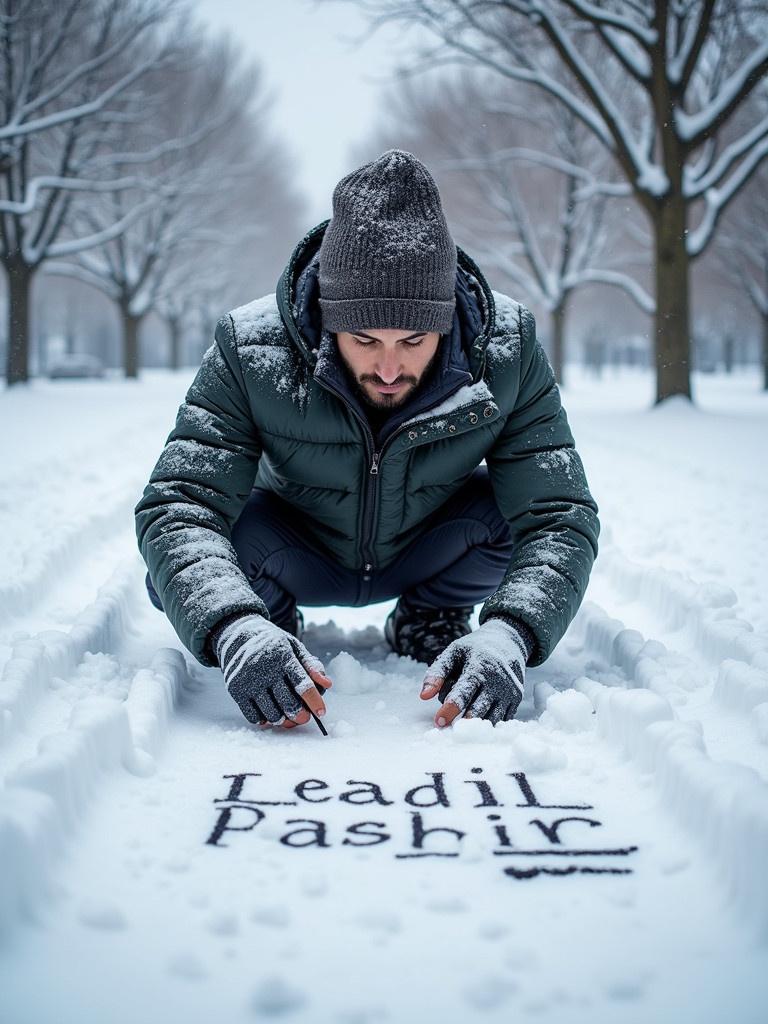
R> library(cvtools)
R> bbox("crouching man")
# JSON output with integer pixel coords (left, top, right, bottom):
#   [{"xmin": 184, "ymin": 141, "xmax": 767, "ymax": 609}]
[{"xmin": 135, "ymin": 149, "xmax": 600, "ymax": 732}]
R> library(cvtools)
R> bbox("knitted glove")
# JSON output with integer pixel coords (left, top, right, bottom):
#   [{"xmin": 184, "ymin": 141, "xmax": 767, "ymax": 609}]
[
  {"xmin": 420, "ymin": 618, "xmax": 529, "ymax": 725},
  {"xmin": 211, "ymin": 613, "xmax": 330, "ymax": 726}
]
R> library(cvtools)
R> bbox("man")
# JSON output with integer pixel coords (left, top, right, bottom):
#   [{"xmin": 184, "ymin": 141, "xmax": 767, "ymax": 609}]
[{"xmin": 135, "ymin": 149, "xmax": 599, "ymax": 733}]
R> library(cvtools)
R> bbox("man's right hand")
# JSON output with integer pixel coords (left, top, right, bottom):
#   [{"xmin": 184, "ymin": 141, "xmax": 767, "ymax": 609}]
[{"xmin": 212, "ymin": 614, "xmax": 332, "ymax": 729}]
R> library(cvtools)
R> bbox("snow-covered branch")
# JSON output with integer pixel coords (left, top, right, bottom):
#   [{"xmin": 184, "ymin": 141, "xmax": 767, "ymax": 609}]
[
  {"xmin": 684, "ymin": 115, "xmax": 768, "ymax": 198},
  {"xmin": 561, "ymin": 267, "xmax": 655, "ymax": 313},
  {"xmin": 43, "ymin": 259, "xmax": 123, "ymax": 301},
  {"xmin": 0, "ymin": 174, "xmax": 157, "ymax": 215},
  {"xmin": 687, "ymin": 132, "xmax": 768, "ymax": 257},
  {"xmin": 0, "ymin": 48, "xmax": 176, "ymax": 143},
  {"xmin": 553, "ymin": 0, "xmax": 657, "ymax": 47},
  {"xmin": 37, "ymin": 197, "xmax": 159, "ymax": 261},
  {"xmin": 667, "ymin": 0, "xmax": 716, "ymax": 89},
  {"xmin": 676, "ymin": 39, "xmax": 768, "ymax": 147}
]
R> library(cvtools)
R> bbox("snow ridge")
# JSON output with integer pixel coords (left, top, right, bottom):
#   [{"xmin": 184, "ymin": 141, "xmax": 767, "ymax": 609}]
[{"xmin": 0, "ymin": 647, "xmax": 190, "ymax": 939}]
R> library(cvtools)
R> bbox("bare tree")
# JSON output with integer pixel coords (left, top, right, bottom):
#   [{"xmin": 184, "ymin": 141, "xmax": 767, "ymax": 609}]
[
  {"xmin": 45, "ymin": 28, "xmax": 306, "ymax": 377},
  {"xmin": 344, "ymin": 0, "xmax": 768, "ymax": 404},
  {"xmin": 0, "ymin": 0, "xmax": 180, "ymax": 385},
  {"xmin": 43, "ymin": 31, "xmax": 263, "ymax": 376},
  {"xmin": 353, "ymin": 70, "xmax": 652, "ymax": 384}
]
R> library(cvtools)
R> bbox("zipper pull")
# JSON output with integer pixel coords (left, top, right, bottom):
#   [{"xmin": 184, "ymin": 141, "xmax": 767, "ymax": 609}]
[{"xmin": 370, "ymin": 451, "xmax": 380, "ymax": 475}]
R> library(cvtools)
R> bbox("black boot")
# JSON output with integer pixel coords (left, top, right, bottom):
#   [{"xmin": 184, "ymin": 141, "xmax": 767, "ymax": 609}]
[{"xmin": 384, "ymin": 594, "xmax": 473, "ymax": 664}]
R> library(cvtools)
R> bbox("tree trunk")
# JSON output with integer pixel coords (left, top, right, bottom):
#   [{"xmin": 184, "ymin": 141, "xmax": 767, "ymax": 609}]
[
  {"xmin": 121, "ymin": 309, "xmax": 142, "ymax": 378},
  {"xmin": 4, "ymin": 259, "xmax": 34, "ymax": 386},
  {"xmin": 550, "ymin": 300, "xmax": 567, "ymax": 386},
  {"xmin": 168, "ymin": 315, "xmax": 182, "ymax": 370},
  {"xmin": 723, "ymin": 334, "xmax": 734, "ymax": 374},
  {"xmin": 653, "ymin": 193, "xmax": 691, "ymax": 403}
]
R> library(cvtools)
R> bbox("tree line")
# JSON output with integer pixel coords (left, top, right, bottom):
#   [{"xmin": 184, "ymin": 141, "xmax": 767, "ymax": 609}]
[
  {"xmin": 0, "ymin": 0, "xmax": 304, "ymax": 385},
  {"xmin": 3, "ymin": 0, "xmax": 767, "ymax": 398}
]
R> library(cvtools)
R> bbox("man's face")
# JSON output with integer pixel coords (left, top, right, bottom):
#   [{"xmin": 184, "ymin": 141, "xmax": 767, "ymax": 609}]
[{"xmin": 335, "ymin": 328, "xmax": 441, "ymax": 410}]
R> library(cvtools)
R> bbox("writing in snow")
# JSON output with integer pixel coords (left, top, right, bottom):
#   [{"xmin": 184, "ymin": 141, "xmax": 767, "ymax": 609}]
[{"xmin": 205, "ymin": 769, "xmax": 638, "ymax": 879}]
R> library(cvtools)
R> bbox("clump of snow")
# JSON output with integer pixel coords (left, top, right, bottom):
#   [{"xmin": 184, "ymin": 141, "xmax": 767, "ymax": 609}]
[
  {"xmin": 228, "ymin": 293, "xmax": 283, "ymax": 339},
  {"xmin": 714, "ymin": 660, "xmax": 768, "ymax": 713},
  {"xmin": 540, "ymin": 689, "xmax": 595, "ymax": 733},
  {"xmin": 753, "ymin": 704, "xmax": 768, "ymax": 745},
  {"xmin": 325, "ymin": 651, "xmax": 385, "ymax": 694},
  {"xmin": 402, "ymin": 379, "xmax": 495, "ymax": 426}
]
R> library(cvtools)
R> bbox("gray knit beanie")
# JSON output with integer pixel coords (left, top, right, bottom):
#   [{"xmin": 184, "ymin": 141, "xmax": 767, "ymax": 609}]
[{"xmin": 318, "ymin": 149, "xmax": 457, "ymax": 334}]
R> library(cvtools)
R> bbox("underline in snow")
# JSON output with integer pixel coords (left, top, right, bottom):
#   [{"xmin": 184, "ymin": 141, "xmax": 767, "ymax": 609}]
[
  {"xmin": 493, "ymin": 846, "xmax": 639, "ymax": 857},
  {"xmin": 395, "ymin": 852, "xmax": 460, "ymax": 858}
]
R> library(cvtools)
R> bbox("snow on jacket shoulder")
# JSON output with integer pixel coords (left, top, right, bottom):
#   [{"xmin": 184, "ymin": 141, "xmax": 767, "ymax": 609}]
[{"xmin": 135, "ymin": 222, "xmax": 599, "ymax": 668}]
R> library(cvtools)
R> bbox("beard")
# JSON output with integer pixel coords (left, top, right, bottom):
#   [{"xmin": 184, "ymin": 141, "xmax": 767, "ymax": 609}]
[{"xmin": 341, "ymin": 344, "xmax": 442, "ymax": 411}]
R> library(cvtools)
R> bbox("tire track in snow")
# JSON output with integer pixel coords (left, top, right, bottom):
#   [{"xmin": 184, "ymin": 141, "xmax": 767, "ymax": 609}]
[
  {"xmin": 0, "ymin": 468, "xmax": 149, "ymax": 623},
  {"xmin": 566, "ymin": 599, "xmax": 768, "ymax": 939},
  {"xmin": 0, "ymin": 552, "xmax": 145, "ymax": 747},
  {"xmin": 589, "ymin": 543, "xmax": 768, "ymax": 777},
  {"xmin": 0, "ymin": 646, "xmax": 192, "ymax": 941}
]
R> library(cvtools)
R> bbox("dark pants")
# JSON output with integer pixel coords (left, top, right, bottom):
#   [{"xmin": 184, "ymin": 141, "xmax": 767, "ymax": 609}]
[{"xmin": 145, "ymin": 466, "xmax": 515, "ymax": 630}]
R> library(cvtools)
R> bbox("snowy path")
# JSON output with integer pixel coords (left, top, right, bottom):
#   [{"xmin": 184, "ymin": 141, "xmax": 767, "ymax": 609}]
[{"xmin": 1, "ymin": 370, "xmax": 767, "ymax": 1023}]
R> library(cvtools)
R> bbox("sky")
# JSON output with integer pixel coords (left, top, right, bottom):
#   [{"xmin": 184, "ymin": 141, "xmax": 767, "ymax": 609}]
[{"xmin": 193, "ymin": 0, "xmax": 415, "ymax": 225}]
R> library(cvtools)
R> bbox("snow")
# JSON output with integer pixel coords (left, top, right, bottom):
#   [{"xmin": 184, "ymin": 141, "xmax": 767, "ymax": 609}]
[
  {"xmin": 1, "ymin": 365, "xmax": 767, "ymax": 1021},
  {"xmin": 402, "ymin": 379, "xmax": 495, "ymax": 426},
  {"xmin": 228, "ymin": 292, "xmax": 283, "ymax": 339}
]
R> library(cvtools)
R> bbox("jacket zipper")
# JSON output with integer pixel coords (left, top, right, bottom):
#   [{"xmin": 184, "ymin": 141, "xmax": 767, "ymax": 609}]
[
  {"xmin": 314, "ymin": 373, "xmax": 482, "ymax": 575},
  {"xmin": 313, "ymin": 374, "xmax": 380, "ymax": 573}
]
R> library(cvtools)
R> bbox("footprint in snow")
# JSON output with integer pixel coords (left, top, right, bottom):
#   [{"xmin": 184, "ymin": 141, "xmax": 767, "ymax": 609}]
[
  {"xmin": 299, "ymin": 874, "xmax": 328, "ymax": 898},
  {"xmin": 462, "ymin": 974, "xmax": 517, "ymax": 1009},
  {"xmin": 77, "ymin": 903, "xmax": 128, "ymax": 930},
  {"xmin": 250, "ymin": 975, "xmax": 307, "ymax": 1016},
  {"xmin": 604, "ymin": 975, "xmax": 648, "ymax": 1001},
  {"xmin": 205, "ymin": 911, "xmax": 239, "ymax": 936},
  {"xmin": 167, "ymin": 952, "xmax": 206, "ymax": 981},
  {"xmin": 353, "ymin": 909, "xmax": 401, "ymax": 933},
  {"xmin": 250, "ymin": 905, "xmax": 291, "ymax": 928},
  {"xmin": 424, "ymin": 895, "xmax": 468, "ymax": 914}
]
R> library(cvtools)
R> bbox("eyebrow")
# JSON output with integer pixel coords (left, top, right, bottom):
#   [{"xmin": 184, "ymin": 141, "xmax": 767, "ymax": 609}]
[{"xmin": 351, "ymin": 331, "xmax": 428, "ymax": 342}]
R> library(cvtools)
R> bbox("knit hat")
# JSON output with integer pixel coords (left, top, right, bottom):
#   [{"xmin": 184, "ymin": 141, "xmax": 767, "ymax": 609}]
[{"xmin": 318, "ymin": 149, "xmax": 457, "ymax": 334}]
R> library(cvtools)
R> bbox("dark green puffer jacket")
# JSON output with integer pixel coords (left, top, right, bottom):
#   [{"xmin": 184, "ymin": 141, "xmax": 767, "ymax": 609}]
[{"xmin": 135, "ymin": 220, "xmax": 599, "ymax": 668}]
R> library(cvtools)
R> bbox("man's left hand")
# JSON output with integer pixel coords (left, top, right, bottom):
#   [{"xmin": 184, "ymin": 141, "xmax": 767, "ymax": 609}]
[{"xmin": 420, "ymin": 619, "xmax": 527, "ymax": 727}]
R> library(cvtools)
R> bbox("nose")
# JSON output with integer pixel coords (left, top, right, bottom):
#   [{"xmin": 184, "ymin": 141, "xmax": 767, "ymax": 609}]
[{"xmin": 375, "ymin": 350, "xmax": 403, "ymax": 384}]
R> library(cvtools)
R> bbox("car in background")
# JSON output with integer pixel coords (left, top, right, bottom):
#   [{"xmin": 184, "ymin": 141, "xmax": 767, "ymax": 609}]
[{"xmin": 47, "ymin": 353, "xmax": 105, "ymax": 379}]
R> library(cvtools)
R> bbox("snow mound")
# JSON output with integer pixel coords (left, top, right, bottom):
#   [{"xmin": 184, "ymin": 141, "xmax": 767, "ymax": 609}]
[
  {"xmin": 540, "ymin": 689, "xmax": 595, "ymax": 732},
  {"xmin": 325, "ymin": 651, "xmax": 385, "ymax": 694}
]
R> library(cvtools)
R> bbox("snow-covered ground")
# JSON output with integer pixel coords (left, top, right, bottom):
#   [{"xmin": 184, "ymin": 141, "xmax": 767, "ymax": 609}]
[{"xmin": 1, "ymin": 365, "xmax": 767, "ymax": 1023}]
